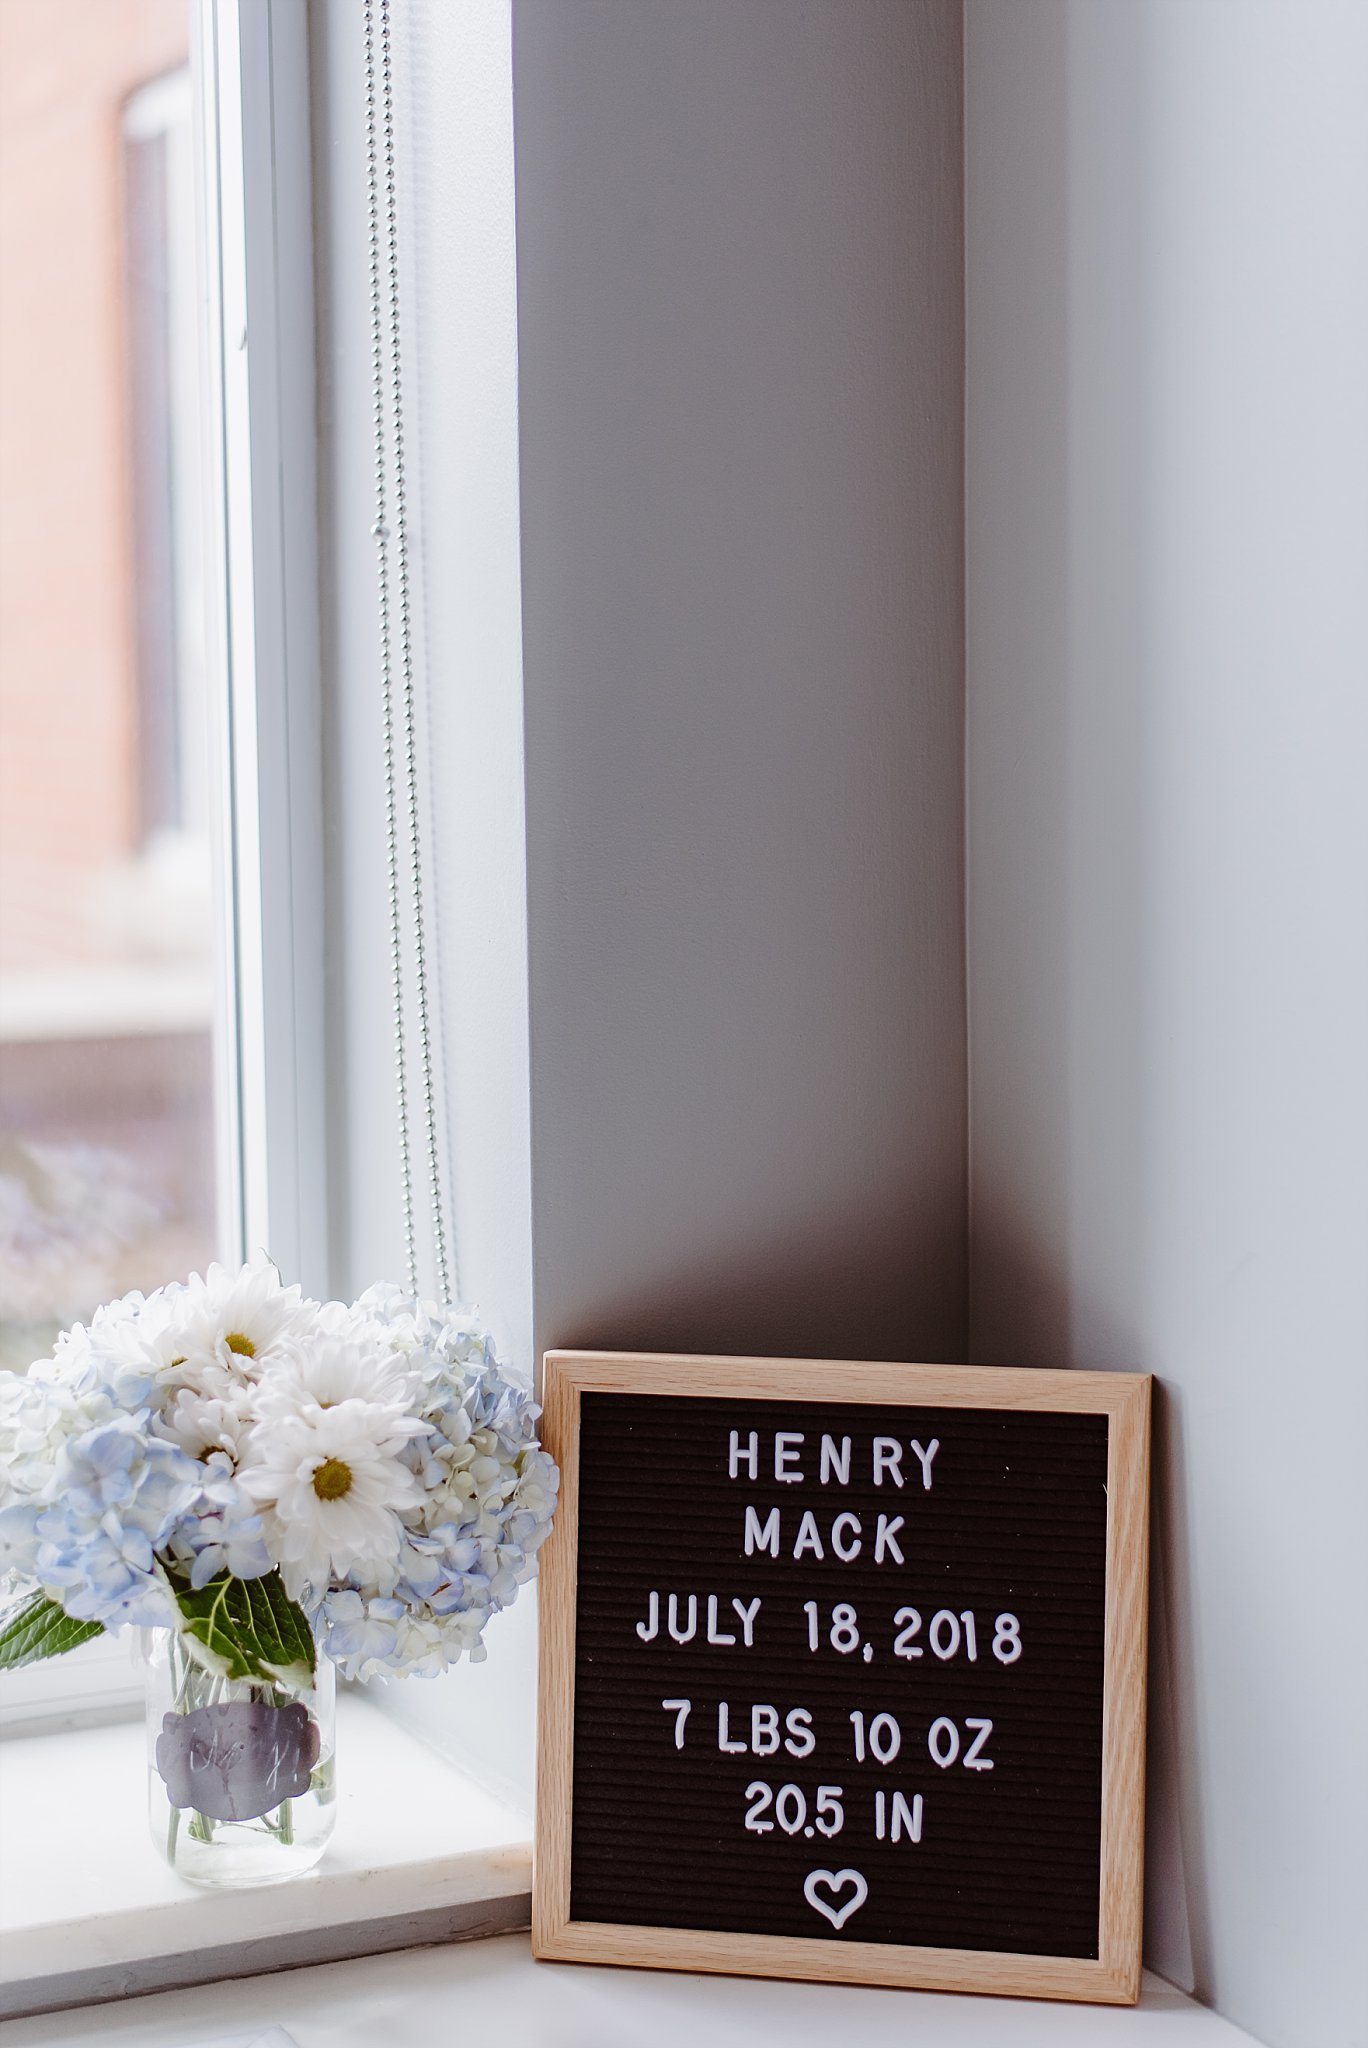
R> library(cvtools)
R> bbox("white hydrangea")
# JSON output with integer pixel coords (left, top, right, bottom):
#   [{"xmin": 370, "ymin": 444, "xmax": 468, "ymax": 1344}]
[{"xmin": 306, "ymin": 1289, "xmax": 559, "ymax": 1682}]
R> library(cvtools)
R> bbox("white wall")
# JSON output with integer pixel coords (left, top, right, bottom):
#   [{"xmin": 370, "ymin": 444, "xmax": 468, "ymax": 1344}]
[
  {"xmin": 966, "ymin": 7, "xmax": 1368, "ymax": 2045},
  {"xmin": 513, "ymin": 0, "xmax": 967, "ymax": 1370}
]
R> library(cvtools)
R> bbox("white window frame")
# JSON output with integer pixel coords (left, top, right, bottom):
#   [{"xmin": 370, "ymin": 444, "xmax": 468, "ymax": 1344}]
[
  {"xmin": 0, "ymin": 0, "xmax": 327, "ymax": 1735},
  {"xmin": 201, "ymin": 0, "xmax": 328, "ymax": 1294}
]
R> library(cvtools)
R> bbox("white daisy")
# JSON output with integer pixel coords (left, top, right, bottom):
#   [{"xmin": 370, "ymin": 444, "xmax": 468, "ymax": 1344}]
[
  {"xmin": 237, "ymin": 1400, "xmax": 425, "ymax": 1599},
  {"xmin": 175, "ymin": 1257, "xmax": 312, "ymax": 1384},
  {"xmin": 157, "ymin": 1384, "xmax": 256, "ymax": 1468},
  {"xmin": 83, "ymin": 1289, "xmax": 217, "ymax": 1401},
  {"xmin": 250, "ymin": 1332, "xmax": 426, "ymax": 1424}
]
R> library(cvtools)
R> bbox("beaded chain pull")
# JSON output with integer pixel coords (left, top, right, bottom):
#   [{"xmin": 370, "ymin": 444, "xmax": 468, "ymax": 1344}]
[{"xmin": 365, "ymin": 0, "xmax": 452, "ymax": 1304}]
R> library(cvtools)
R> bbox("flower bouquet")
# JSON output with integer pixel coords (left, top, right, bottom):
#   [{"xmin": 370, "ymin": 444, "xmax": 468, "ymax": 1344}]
[{"xmin": 0, "ymin": 1259, "xmax": 557, "ymax": 1884}]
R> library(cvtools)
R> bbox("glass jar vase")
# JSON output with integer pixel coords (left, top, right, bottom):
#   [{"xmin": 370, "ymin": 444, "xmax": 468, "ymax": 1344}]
[{"xmin": 143, "ymin": 1628, "xmax": 336, "ymax": 1887}]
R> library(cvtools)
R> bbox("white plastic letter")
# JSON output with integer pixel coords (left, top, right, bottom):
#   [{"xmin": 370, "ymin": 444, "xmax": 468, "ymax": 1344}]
[
  {"xmin": 751, "ymin": 1704, "xmax": 781, "ymax": 1756},
  {"xmin": 729, "ymin": 1430, "xmax": 759, "ymax": 1481},
  {"xmin": 874, "ymin": 1513, "xmax": 905, "ymax": 1564},
  {"xmin": 928, "ymin": 1717, "xmax": 960, "ymax": 1767},
  {"xmin": 890, "ymin": 1790, "xmax": 923, "ymax": 1842},
  {"xmin": 774, "ymin": 1432, "xmax": 805, "ymax": 1483},
  {"xmin": 717, "ymin": 1703, "xmax": 747, "ymax": 1754},
  {"xmin": 831, "ymin": 1511, "xmax": 862, "ymax": 1562},
  {"xmin": 706, "ymin": 1594, "xmax": 736, "ymax": 1645},
  {"xmin": 963, "ymin": 1717, "xmax": 994, "ymax": 1770},
  {"xmin": 636, "ymin": 1591, "xmax": 660, "ymax": 1641},
  {"xmin": 732, "ymin": 1596, "xmax": 762, "ymax": 1645},
  {"xmin": 784, "ymin": 1707, "xmax": 816, "ymax": 1758},
  {"xmin": 793, "ymin": 1510, "xmax": 825, "ymax": 1560},
  {"xmin": 910, "ymin": 1438, "xmax": 939, "ymax": 1490},
  {"xmin": 872, "ymin": 1437, "xmax": 904, "ymax": 1488},
  {"xmin": 820, "ymin": 1434, "xmax": 852, "ymax": 1486},
  {"xmin": 744, "ymin": 1506, "xmax": 780, "ymax": 1557},
  {"xmin": 667, "ymin": 1593, "xmax": 698, "ymax": 1644}
]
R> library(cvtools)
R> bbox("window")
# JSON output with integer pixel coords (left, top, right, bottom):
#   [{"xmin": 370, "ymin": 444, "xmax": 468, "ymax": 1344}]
[
  {"xmin": 0, "ymin": 4, "xmax": 217, "ymax": 1380},
  {"xmin": 0, "ymin": 0, "xmax": 326, "ymax": 1724}
]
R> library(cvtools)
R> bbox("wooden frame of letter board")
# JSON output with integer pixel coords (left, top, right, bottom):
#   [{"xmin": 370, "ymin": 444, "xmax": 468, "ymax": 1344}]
[{"xmin": 534, "ymin": 1352, "xmax": 1150, "ymax": 2005}]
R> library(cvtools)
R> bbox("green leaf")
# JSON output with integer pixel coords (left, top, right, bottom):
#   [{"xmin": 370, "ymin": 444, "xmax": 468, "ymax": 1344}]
[
  {"xmin": 171, "ymin": 1568, "xmax": 316, "ymax": 1686},
  {"xmin": 0, "ymin": 1593, "xmax": 104, "ymax": 1670}
]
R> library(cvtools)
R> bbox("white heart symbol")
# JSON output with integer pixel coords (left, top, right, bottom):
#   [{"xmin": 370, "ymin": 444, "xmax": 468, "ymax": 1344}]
[{"xmin": 803, "ymin": 1867, "xmax": 869, "ymax": 1931}]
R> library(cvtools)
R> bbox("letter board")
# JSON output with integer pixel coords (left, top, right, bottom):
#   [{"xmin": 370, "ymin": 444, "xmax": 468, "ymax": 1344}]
[{"xmin": 534, "ymin": 1353, "xmax": 1149, "ymax": 2004}]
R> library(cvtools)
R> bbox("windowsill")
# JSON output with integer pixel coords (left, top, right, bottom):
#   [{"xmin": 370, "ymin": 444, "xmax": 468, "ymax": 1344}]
[
  {"xmin": 0, "ymin": 1933, "xmax": 1262, "ymax": 2047},
  {"xmin": 0, "ymin": 1693, "xmax": 532, "ymax": 2020},
  {"xmin": 0, "ymin": 1700, "xmax": 1259, "ymax": 2045}
]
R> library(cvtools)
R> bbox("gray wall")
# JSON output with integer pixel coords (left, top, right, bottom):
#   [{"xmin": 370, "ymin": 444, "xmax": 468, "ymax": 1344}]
[
  {"xmin": 312, "ymin": 0, "xmax": 966, "ymax": 1809},
  {"xmin": 966, "ymin": 7, "xmax": 1368, "ymax": 2046},
  {"xmin": 314, "ymin": 7, "xmax": 1368, "ymax": 2037},
  {"xmin": 513, "ymin": 0, "xmax": 968, "ymax": 1368}
]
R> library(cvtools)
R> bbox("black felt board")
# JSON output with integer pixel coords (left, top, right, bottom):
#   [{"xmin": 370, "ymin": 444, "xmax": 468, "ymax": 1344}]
[{"xmin": 568, "ymin": 1392, "xmax": 1109, "ymax": 1957}]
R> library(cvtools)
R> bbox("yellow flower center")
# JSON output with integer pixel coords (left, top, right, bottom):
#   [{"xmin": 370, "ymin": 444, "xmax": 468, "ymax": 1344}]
[
  {"xmin": 224, "ymin": 1331, "xmax": 256, "ymax": 1357},
  {"xmin": 312, "ymin": 1457, "xmax": 353, "ymax": 1501}
]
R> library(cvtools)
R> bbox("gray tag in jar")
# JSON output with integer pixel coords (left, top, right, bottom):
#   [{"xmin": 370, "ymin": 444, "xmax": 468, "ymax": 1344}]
[{"xmin": 156, "ymin": 1699, "xmax": 321, "ymax": 1822}]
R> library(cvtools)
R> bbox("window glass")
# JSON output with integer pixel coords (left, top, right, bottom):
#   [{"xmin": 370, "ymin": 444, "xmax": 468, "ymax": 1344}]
[{"xmin": 0, "ymin": 0, "xmax": 218, "ymax": 1373}]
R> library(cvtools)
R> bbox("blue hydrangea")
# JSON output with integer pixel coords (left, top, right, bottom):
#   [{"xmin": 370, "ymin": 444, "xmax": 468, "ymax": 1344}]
[
  {"xmin": 164, "ymin": 1455, "xmax": 274, "ymax": 1590},
  {"xmin": 33, "ymin": 1416, "xmax": 203, "ymax": 1628},
  {"xmin": 317, "ymin": 1589, "xmax": 409, "ymax": 1669}
]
